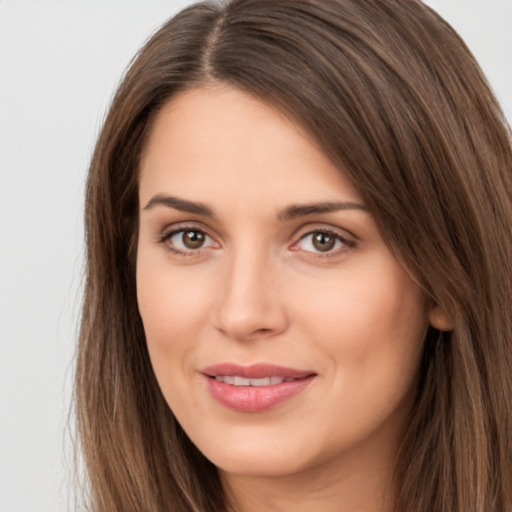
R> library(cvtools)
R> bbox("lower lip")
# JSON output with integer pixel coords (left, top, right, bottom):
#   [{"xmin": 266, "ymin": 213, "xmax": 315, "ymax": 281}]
[{"xmin": 203, "ymin": 376, "xmax": 315, "ymax": 412}]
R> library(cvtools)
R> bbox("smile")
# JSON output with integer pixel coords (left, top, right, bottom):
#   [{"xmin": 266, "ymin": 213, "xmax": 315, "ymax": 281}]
[
  {"xmin": 213, "ymin": 376, "xmax": 297, "ymax": 386},
  {"xmin": 201, "ymin": 363, "xmax": 316, "ymax": 412}
]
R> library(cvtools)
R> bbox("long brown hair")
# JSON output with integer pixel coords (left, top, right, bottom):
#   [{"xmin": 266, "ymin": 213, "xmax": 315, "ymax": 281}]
[{"xmin": 76, "ymin": 1, "xmax": 512, "ymax": 510}]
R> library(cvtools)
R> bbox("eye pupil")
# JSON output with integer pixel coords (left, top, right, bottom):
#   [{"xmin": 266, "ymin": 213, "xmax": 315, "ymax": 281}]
[
  {"xmin": 312, "ymin": 232, "xmax": 335, "ymax": 252},
  {"xmin": 182, "ymin": 230, "xmax": 205, "ymax": 249}
]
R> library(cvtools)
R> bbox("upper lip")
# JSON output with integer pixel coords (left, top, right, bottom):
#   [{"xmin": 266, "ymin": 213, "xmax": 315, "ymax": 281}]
[{"xmin": 201, "ymin": 363, "xmax": 316, "ymax": 379}]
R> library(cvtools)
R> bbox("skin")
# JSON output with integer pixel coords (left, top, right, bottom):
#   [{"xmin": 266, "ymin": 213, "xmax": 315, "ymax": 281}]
[{"xmin": 136, "ymin": 85, "xmax": 447, "ymax": 512}]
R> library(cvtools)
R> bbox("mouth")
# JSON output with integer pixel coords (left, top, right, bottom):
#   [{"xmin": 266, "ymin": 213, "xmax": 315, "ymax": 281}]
[
  {"xmin": 201, "ymin": 363, "xmax": 316, "ymax": 412},
  {"xmin": 211, "ymin": 375, "xmax": 298, "ymax": 386}
]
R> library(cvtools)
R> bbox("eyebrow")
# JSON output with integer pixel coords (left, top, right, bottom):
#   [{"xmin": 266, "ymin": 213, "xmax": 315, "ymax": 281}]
[
  {"xmin": 143, "ymin": 193, "xmax": 368, "ymax": 220},
  {"xmin": 277, "ymin": 201, "xmax": 368, "ymax": 221},
  {"xmin": 144, "ymin": 194, "xmax": 214, "ymax": 217}
]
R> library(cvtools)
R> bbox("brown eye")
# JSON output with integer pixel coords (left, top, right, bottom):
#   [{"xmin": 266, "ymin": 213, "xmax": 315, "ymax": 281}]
[
  {"xmin": 312, "ymin": 232, "xmax": 336, "ymax": 252},
  {"xmin": 161, "ymin": 228, "xmax": 216, "ymax": 254},
  {"xmin": 182, "ymin": 230, "xmax": 206, "ymax": 249},
  {"xmin": 296, "ymin": 229, "xmax": 353, "ymax": 255}
]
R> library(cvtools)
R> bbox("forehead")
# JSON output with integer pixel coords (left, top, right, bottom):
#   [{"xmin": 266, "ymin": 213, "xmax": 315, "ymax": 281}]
[{"xmin": 138, "ymin": 85, "xmax": 363, "ymax": 210}]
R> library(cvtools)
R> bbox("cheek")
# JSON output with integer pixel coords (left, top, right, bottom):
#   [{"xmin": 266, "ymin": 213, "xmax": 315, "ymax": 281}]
[
  {"xmin": 136, "ymin": 248, "xmax": 215, "ymax": 389},
  {"xmin": 136, "ymin": 263, "xmax": 211, "ymax": 420},
  {"xmin": 137, "ymin": 242, "xmax": 214, "ymax": 331},
  {"xmin": 293, "ymin": 264, "xmax": 428, "ymax": 443},
  {"xmin": 295, "ymin": 259, "xmax": 428, "ymax": 380}
]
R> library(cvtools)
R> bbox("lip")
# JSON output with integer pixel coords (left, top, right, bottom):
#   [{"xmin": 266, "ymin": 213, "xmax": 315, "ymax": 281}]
[
  {"xmin": 201, "ymin": 363, "xmax": 316, "ymax": 412},
  {"xmin": 201, "ymin": 363, "xmax": 314, "ymax": 379}
]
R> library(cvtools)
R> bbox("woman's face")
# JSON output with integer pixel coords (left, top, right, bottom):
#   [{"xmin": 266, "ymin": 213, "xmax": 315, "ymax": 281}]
[{"xmin": 137, "ymin": 85, "xmax": 436, "ymax": 481}]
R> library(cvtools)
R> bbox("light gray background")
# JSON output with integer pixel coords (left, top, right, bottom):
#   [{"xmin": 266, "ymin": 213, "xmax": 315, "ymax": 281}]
[{"xmin": 0, "ymin": 1, "xmax": 511, "ymax": 511}]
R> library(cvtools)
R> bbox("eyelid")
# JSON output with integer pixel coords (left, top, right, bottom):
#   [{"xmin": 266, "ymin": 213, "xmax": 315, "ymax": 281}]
[
  {"xmin": 154, "ymin": 221, "xmax": 357, "ymax": 258},
  {"xmin": 157, "ymin": 222, "xmax": 220, "ymax": 256},
  {"xmin": 292, "ymin": 222, "xmax": 357, "ymax": 242},
  {"xmin": 289, "ymin": 224, "xmax": 357, "ymax": 256},
  {"xmin": 158, "ymin": 220, "xmax": 215, "ymax": 240}
]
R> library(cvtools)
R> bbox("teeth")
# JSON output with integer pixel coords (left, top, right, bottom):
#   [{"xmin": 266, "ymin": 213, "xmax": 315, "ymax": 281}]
[
  {"xmin": 214, "ymin": 375, "xmax": 288, "ymax": 386},
  {"xmin": 234, "ymin": 376, "xmax": 251, "ymax": 386}
]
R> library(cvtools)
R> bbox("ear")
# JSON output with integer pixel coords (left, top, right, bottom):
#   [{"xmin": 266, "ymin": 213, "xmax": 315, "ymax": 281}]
[{"xmin": 429, "ymin": 303, "xmax": 454, "ymax": 332}]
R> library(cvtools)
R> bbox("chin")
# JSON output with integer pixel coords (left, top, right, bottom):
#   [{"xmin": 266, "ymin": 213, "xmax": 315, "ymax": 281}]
[
  {"xmin": 194, "ymin": 429, "xmax": 322, "ymax": 479},
  {"xmin": 215, "ymin": 453, "xmax": 308, "ymax": 479}
]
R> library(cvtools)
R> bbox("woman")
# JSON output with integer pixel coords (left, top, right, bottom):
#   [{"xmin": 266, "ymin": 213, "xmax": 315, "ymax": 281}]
[{"xmin": 76, "ymin": 0, "xmax": 512, "ymax": 511}]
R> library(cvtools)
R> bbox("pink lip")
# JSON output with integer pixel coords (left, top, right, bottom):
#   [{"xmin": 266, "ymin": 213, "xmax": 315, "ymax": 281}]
[{"xmin": 201, "ymin": 363, "xmax": 316, "ymax": 412}]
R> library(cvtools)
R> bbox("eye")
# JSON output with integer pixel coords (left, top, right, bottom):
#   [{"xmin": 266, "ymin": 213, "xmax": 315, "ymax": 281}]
[
  {"xmin": 160, "ymin": 228, "xmax": 217, "ymax": 255},
  {"xmin": 295, "ymin": 229, "xmax": 355, "ymax": 255}
]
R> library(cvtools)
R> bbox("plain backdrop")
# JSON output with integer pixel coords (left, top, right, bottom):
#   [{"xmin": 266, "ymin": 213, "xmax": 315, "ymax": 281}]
[{"xmin": 0, "ymin": 1, "xmax": 511, "ymax": 511}]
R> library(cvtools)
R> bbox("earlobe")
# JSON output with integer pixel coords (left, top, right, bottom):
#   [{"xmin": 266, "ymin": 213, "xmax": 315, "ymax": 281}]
[{"xmin": 429, "ymin": 304, "xmax": 454, "ymax": 332}]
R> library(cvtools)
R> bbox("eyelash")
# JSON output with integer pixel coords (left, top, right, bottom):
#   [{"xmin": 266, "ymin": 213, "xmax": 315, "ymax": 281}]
[
  {"xmin": 294, "ymin": 228, "xmax": 356, "ymax": 257},
  {"xmin": 158, "ymin": 227, "xmax": 216, "ymax": 257},
  {"xmin": 157, "ymin": 226, "xmax": 356, "ymax": 258}
]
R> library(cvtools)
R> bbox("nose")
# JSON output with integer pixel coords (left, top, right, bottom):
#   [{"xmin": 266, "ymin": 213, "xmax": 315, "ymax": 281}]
[{"xmin": 213, "ymin": 249, "xmax": 289, "ymax": 342}]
